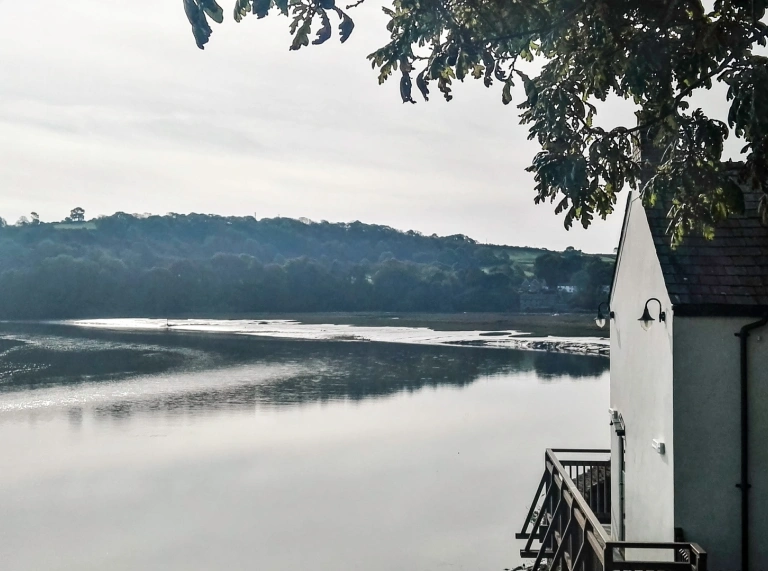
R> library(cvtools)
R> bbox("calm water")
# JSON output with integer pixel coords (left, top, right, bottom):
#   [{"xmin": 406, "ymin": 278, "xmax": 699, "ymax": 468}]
[{"xmin": 0, "ymin": 323, "xmax": 609, "ymax": 571}]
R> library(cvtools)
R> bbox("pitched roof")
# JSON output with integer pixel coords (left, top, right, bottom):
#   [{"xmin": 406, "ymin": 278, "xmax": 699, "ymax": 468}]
[{"xmin": 646, "ymin": 190, "xmax": 768, "ymax": 315}]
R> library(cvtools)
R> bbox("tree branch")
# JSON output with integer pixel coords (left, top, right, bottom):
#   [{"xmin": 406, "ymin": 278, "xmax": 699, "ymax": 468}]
[{"xmin": 482, "ymin": 5, "xmax": 586, "ymax": 45}]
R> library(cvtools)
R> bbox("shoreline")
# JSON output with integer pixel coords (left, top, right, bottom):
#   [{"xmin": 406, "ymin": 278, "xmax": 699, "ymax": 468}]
[
  {"xmin": 56, "ymin": 315, "xmax": 610, "ymax": 358},
  {"xmin": 443, "ymin": 337, "xmax": 608, "ymax": 357}
]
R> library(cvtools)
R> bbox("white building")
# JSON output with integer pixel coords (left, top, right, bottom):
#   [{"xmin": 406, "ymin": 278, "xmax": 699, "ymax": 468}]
[{"xmin": 517, "ymin": 190, "xmax": 768, "ymax": 571}]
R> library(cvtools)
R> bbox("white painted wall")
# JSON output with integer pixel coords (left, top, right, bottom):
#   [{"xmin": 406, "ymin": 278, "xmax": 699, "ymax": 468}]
[
  {"xmin": 609, "ymin": 194, "xmax": 676, "ymax": 550},
  {"xmin": 673, "ymin": 316, "xmax": 768, "ymax": 571}
]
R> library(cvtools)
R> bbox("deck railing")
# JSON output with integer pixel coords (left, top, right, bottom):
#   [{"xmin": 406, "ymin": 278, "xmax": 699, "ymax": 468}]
[{"xmin": 516, "ymin": 449, "xmax": 707, "ymax": 571}]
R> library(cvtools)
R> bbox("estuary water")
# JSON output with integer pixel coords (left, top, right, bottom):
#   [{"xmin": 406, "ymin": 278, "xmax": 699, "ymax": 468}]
[{"xmin": 0, "ymin": 322, "xmax": 609, "ymax": 571}]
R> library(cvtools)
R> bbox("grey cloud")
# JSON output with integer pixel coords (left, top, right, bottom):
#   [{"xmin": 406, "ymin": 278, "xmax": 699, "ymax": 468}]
[{"xmin": 0, "ymin": 0, "xmax": 626, "ymax": 252}]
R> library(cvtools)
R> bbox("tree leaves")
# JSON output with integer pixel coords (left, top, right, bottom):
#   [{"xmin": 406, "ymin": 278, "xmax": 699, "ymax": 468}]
[
  {"xmin": 192, "ymin": 0, "xmax": 357, "ymax": 52},
  {"xmin": 185, "ymin": 0, "xmax": 768, "ymax": 242},
  {"xmin": 183, "ymin": 0, "xmax": 213, "ymax": 49},
  {"xmin": 200, "ymin": 0, "xmax": 224, "ymax": 23},
  {"xmin": 253, "ymin": 0, "xmax": 271, "ymax": 18},
  {"xmin": 355, "ymin": 0, "xmax": 767, "ymax": 240},
  {"xmin": 233, "ymin": 0, "xmax": 251, "ymax": 22},
  {"xmin": 290, "ymin": 18, "xmax": 311, "ymax": 50},
  {"xmin": 274, "ymin": 0, "xmax": 288, "ymax": 15},
  {"xmin": 400, "ymin": 73, "xmax": 415, "ymax": 103},
  {"xmin": 416, "ymin": 71, "xmax": 430, "ymax": 101},
  {"xmin": 312, "ymin": 10, "xmax": 331, "ymax": 45},
  {"xmin": 502, "ymin": 78, "xmax": 513, "ymax": 106},
  {"xmin": 337, "ymin": 9, "xmax": 354, "ymax": 43}
]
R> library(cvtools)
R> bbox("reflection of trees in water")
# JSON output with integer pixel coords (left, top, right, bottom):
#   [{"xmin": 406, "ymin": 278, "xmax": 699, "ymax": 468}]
[
  {"xmin": 2, "ymin": 346, "xmax": 190, "ymax": 389},
  {"xmin": 249, "ymin": 344, "xmax": 519, "ymax": 405},
  {"xmin": 532, "ymin": 351, "xmax": 608, "ymax": 380},
  {"xmin": 1, "ymin": 323, "xmax": 607, "ymax": 421},
  {"xmin": 67, "ymin": 406, "xmax": 84, "ymax": 428}
]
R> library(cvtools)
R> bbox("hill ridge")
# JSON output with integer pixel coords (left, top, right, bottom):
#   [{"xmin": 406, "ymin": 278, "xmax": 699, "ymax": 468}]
[{"xmin": 0, "ymin": 212, "xmax": 613, "ymax": 318}]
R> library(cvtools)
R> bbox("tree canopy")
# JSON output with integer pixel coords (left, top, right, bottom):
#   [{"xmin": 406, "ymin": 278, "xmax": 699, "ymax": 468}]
[{"xmin": 184, "ymin": 0, "xmax": 768, "ymax": 243}]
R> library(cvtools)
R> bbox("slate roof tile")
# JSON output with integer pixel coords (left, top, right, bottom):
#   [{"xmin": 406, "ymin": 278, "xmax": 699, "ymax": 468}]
[{"xmin": 646, "ymin": 190, "xmax": 768, "ymax": 308}]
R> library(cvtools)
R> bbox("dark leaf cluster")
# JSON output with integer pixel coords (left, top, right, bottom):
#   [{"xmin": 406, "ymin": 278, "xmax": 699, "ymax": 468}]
[{"xmin": 186, "ymin": 0, "xmax": 768, "ymax": 245}]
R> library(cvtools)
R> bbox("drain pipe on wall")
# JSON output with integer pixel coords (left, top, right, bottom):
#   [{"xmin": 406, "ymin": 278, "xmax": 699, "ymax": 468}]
[
  {"xmin": 610, "ymin": 410, "xmax": 626, "ymax": 541},
  {"xmin": 736, "ymin": 314, "xmax": 768, "ymax": 571}
]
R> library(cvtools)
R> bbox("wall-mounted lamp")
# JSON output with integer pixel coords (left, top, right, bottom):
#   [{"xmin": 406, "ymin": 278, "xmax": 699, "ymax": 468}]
[
  {"xmin": 595, "ymin": 302, "xmax": 614, "ymax": 328},
  {"xmin": 639, "ymin": 298, "xmax": 666, "ymax": 330}
]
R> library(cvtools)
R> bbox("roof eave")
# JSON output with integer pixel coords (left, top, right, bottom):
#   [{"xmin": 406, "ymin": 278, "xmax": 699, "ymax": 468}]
[
  {"xmin": 609, "ymin": 192, "xmax": 634, "ymax": 305},
  {"xmin": 673, "ymin": 304, "xmax": 768, "ymax": 318}
]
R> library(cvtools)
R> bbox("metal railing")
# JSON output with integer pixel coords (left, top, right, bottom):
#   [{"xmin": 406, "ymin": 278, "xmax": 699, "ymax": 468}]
[{"xmin": 516, "ymin": 449, "xmax": 707, "ymax": 571}]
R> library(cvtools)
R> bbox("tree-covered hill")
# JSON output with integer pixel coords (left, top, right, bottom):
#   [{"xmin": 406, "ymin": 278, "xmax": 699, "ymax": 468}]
[{"xmin": 0, "ymin": 212, "xmax": 613, "ymax": 318}]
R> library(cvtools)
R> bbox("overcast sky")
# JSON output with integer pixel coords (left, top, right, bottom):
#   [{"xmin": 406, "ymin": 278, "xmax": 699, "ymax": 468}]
[{"xmin": 0, "ymin": 1, "xmax": 735, "ymax": 253}]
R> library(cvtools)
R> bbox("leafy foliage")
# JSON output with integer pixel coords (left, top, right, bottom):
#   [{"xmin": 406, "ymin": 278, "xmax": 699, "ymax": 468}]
[
  {"xmin": 66, "ymin": 207, "xmax": 86, "ymax": 223},
  {"xmin": 185, "ymin": 0, "xmax": 768, "ymax": 244},
  {"xmin": 185, "ymin": 0, "xmax": 353, "ymax": 50},
  {"xmin": 0, "ymin": 212, "xmax": 614, "ymax": 319},
  {"xmin": 533, "ymin": 247, "xmax": 613, "ymax": 306}
]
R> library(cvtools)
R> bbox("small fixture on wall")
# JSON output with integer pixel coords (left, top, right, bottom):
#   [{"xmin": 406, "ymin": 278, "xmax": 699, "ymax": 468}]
[
  {"xmin": 652, "ymin": 439, "xmax": 666, "ymax": 455},
  {"xmin": 609, "ymin": 408, "xmax": 625, "ymax": 435},
  {"xmin": 639, "ymin": 298, "xmax": 666, "ymax": 330},
  {"xmin": 595, "ymin": 302, "xmax": 615, "ymax": 328}
]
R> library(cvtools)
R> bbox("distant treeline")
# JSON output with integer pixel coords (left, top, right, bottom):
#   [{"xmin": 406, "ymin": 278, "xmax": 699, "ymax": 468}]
[{"xmin": 0, "ymin": 212, "xmax": 613, "ymax": 318}]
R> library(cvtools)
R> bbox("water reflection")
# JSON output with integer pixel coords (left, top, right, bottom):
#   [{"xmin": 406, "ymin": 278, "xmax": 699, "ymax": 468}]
[
  {"xmin": 0, "ymin": 322, "xmax": 608, "ymax": 421},
  {"xmin": 531, "ymin": 350, "xmax": 609, "ymax": 379},
  {"xmin": 67, "ymin": 406, "xmax": 83, "ymax": 429},
  {"xmin": 0, "ymin": 323, "xmax": 610, "ymax": 571}
]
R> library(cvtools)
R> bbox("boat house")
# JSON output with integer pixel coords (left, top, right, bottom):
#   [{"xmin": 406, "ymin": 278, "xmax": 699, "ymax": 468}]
[{"xmin": 517, "ymin": 189, "xmax": 768, "ymax": 571}]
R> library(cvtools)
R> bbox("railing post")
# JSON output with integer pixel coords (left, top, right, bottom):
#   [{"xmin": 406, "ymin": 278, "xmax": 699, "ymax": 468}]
[
  {"xmin": 516, "ymin": 471, "xmax": 548, "ymax": 540},
  {"xmin": 694, "ymin": 546, "xmax": 707, "ymax": 571},
  {"xmin": 603, "ymin": 543, "xmax": 613, "ymax": 571},
  {"xmin": 584, "ymin": 534, "xmax": 593, "ymax": 571},
  {"xmin": 550, "ymin": 499, "xmax": 576, "ymax": 571},
  {"xmin": 522, "ymin": 477, "xmax": 556, "ymax": 554},
  {"xmin": 532, "ymin": 485, "xmax": 564, "ymax": 571},
  {"xmin": 571, "ymin": 517, "xmax": 587, "ymax": 571}
]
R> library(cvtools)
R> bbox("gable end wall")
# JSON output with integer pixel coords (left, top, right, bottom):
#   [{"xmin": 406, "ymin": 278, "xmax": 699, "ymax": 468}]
[{"xmin": 609, "ymin": 194, "xmax": 675, "ymax": 549}]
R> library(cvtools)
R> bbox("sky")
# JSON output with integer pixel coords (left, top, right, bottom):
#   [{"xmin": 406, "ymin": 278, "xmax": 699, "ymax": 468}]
[{"xmin": 0, "ymin": 1, "xmax": 735, "ymax": 253}]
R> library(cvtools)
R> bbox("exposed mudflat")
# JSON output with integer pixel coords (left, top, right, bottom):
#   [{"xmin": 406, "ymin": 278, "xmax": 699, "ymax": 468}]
[{"xmin": 64, "ymin": 318, "xmax": 609, "ymax": 357}]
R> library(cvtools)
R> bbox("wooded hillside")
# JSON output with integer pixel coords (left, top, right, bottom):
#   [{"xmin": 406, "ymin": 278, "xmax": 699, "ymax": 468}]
[{"xmin": 0, "ymin": 212, "xmax": 613, "ymax": 318}]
